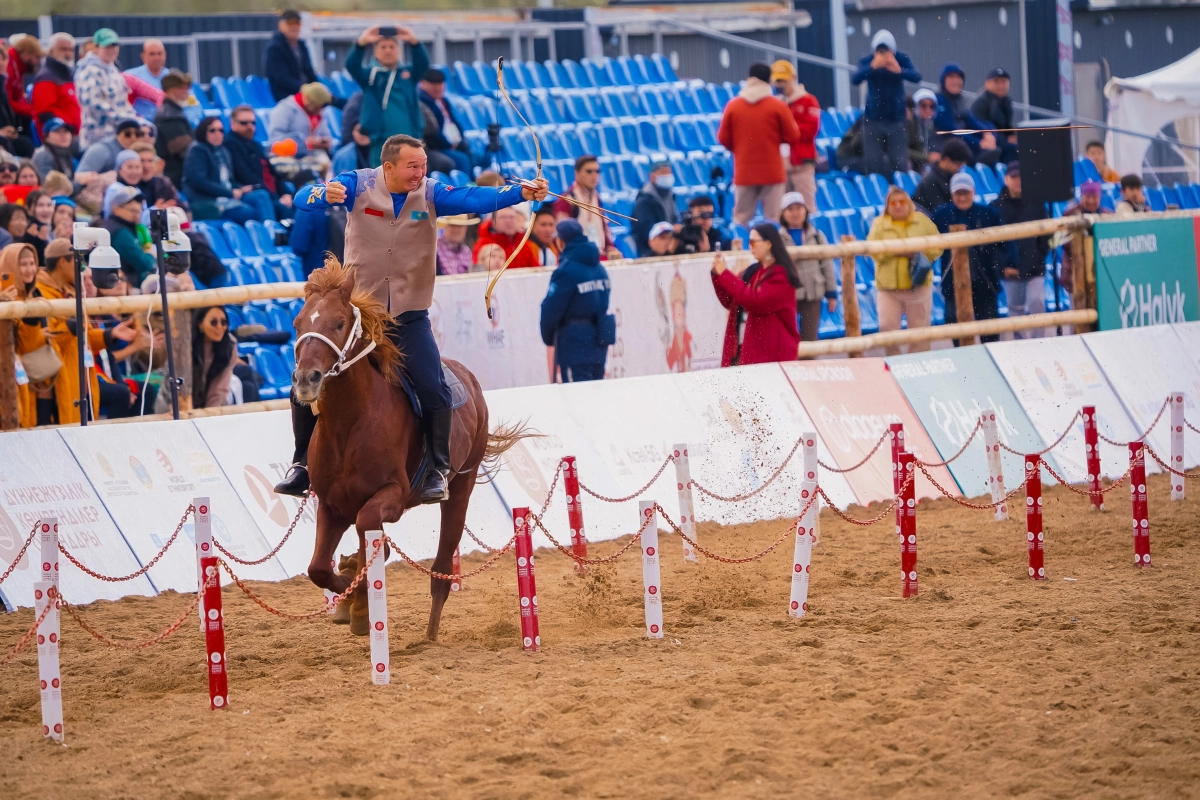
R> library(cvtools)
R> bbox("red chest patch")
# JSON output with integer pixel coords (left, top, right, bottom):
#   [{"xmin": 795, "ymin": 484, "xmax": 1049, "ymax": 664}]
[{"xmin": 363, "ymin": 207, "xmax": 385, "ymax": 217}]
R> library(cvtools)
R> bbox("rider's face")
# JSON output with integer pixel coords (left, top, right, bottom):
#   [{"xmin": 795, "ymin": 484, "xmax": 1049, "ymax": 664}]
[{"xmin": 383, "ymin": 146, "xmax": 427, "ymax": 193}]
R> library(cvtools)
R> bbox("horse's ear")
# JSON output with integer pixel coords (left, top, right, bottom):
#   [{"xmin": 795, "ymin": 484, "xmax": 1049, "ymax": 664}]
[{"xmin": 340, "ymin": 267, "xmax": 356, "ymax": 300}]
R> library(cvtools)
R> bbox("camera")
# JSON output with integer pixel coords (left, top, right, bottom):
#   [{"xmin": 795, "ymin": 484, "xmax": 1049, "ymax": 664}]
[
  {"xmin": 674, "ymin": 212, "xmax": 707, "ymax": 255},
  {"xmin": 487, "ymin": 123, "xmax": 502, "ymax": 153},
  {"xmin": 379, "ymin": 26, "xmax": 398, "ymax": 37},
  {"xmin": 273, "ymin": 218, "xmax": 293, "ymax": 248},
  {"xmin": 72, "ymin": 223, "xmax": 123, "ymax": 290},
  {"xmin": 150, "ymin": 208, "xmax": 191, "ymax": 275}
]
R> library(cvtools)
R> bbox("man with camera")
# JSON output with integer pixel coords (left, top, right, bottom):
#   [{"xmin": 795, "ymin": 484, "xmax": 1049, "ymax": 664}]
[
  {"xmin": 675, "ymin": 196, "xmax": 732, "ymax": 255},
  {"xmin": 346, "ymin": 24, "xmax": 428, "ymax": 166}
]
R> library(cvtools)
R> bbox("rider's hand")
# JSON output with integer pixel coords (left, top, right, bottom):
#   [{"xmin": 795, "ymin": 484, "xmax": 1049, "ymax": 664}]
[
  {"xmin": 324, "ymin": 181, "xmax": 347, "ymax": 204},
  {"xmin": 520, "ymin": 177, "xmax": 549, "ymax": 202}
]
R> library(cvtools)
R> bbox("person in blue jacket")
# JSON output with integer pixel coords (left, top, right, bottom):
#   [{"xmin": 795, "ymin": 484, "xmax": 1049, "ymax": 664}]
[
  {"xmin": 851, "ymin": 30, "xmax": 921, "ymax": 177},
  {"xmin": 289, "ymin": 205, "xmax": 329, "ymax": 277},
  {"xmin": 345, "ymin": 25, "xmax": 429, "ymax": 167},
  {"xmin": 539, "ymin": 219, "xmax": 611, "ymax": 382},
  {"xmin": 263, "ymin": 11, "xmax": 317, "ymax": 102},
  {"xmin": 933, "ymin": 63, "xmax": 1006, "ymax": 166},
  {"xmin": 932, "ymin": 171, "xmax": 1005, "ymax": 344}
]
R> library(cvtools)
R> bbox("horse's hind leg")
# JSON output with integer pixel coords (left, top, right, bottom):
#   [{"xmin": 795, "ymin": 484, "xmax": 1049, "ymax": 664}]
[
  {"xmin": 427, "ymin": 469, "xmax": 475, "ymax": 641},
  {"xmin": 350, "ymin": 484, "xmax": 408, "ymax": 636}
]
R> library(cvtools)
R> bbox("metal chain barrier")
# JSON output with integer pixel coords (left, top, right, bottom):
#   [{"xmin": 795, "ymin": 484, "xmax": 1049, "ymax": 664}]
[
  {"xmin": 817, "ymin": 429, "xmax": 891, "ymax": 474},
  {"xmin": 385, "ymin": 533, "xmax": 517, "ymax": 581},
  {"xmin": 58, "ymin": 505, "xmax": 194, "ymax": 583},
  {"xmin": 1187, "ymin": 419, "xmax": 1199, "ymax": 435},
  {"xmin": 1000, "ymin": 410, "xmax": 1081, "ymax": 457},
  {"xmin": 1097, "ymin": 399, "xmax": 1170, "ymax": 446},
  {"xmin": 219, "ymin": 546, "xmax": 379, "ymax": 621},
  {"xmin": 526, "ymin": 510, "xmax": 651, "ymax": 565},
  {"xmin": 579, "ymin": 454, "xmax": 675, "ymax": 503},
  {"xmin": 816, "ymin": 466, "xmax": 916, "ymax": 525},
  {"xmin": 538, "ymin": 459, "xmax": 566, "ymax": 517},
  {"xmin": 0, "ymin": 592, "xmax": 55, "ymax": 666},
  {"xmin": 916, "ymin": 419, "xmax": 983, "ymax": 467},
  {"xmin": 1143, "ymin": 445, "xmax": 1199, "ymax": 479},
  {"xmin": 654, "ymin": 497, "xmax": 813, "ymax": 564},
  {"xmin": 213, "ymin": 495, "xmax": 309, "ymax": 566},
  {"xmin": 0, "ymin": 522, "xmax": 38, "ymax": 585},
  {"xmin": 60, "ymin": 572, "xmax": 213, "ymax": 651},
  {"xmin": 463, "ymin": 525, "xmax": 500, "ymax": 553},
  {"xmin": 692, "ymin": 435, "xmax": 805, "ymax": 503},
  {"xmin": 915, "ymin": 462, "xmax": 1030, "ymax": 510},
  {"xmin": 1040, "ymin": 458, "xmax": 1135, "ymax": 495}
]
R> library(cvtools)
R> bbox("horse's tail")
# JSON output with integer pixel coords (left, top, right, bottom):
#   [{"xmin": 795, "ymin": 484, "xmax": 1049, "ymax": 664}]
[{"xmin": 478, "ymin": 420, "xmax": 539, "ymax": 484}]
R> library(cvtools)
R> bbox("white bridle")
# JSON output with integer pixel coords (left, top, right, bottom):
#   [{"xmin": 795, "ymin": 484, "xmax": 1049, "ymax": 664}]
[{"xmin": 294, "ymin": 304, "xmax": 377, "ymax": 379}]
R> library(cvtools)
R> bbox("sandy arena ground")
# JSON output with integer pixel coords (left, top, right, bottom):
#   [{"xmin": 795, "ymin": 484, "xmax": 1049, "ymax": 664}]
[{"xmin": 2, "ymin": 471, "xmax": 1198, "ymax": 799}]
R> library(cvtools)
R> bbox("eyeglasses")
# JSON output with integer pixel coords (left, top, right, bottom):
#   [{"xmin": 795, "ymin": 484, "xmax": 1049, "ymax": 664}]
[
  {"xmin": 232, "ymin": 118, "xmax": 256, "ymax": 127},
  {"xmin": 208, "ymin": 127, "xmax": 224, "ymax": 135},
  {"xmin": 207, "ymin": 317, "xmax": 228, "ymax": 327},
  {"xmin": 0, "ymin": 165, "xmax": 16, "ymax": 173},
  {"xmin": 693, "ymin": 211, "xmax": 714, "ymax": 219},
  {"xmin": 580, "ymin": 167, "xmax": 599, "ymax": 174}
]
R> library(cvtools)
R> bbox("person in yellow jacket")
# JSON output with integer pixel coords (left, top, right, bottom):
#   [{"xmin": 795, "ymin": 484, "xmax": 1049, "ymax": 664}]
[
  {"xmin": 867, "ymin": 186, "xmax": 944, "ymax": 355},
  {"xmin": 37, "ymin": 238, "xmax": 103, "ymax": 424},
  {"xmin": 0, "ymin": 242, "xmax": 53, "ymax": 427}
]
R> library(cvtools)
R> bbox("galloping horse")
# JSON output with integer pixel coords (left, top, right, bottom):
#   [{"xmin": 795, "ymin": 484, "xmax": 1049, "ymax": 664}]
[{"xmin": 291, "ymin": 257, "xmax": 525, "ymax": 639}]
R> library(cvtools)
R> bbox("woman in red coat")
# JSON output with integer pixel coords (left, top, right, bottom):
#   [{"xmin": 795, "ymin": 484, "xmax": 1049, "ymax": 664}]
[{"xmin": 711, "ymin": 223, "xmax": 801, "ymax": 367}]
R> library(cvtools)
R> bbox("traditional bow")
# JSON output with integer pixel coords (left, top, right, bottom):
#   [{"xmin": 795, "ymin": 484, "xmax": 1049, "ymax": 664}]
[{"xmin": 484, "ymin": 56, "xmax": 542, "ymax": 320}]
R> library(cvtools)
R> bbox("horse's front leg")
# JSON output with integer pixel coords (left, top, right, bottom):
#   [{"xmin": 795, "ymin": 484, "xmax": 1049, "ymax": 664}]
[
  {"xmin": 306, "ymin": 501, "xmax": 351, "ymax": 593},
  {"xmin": 347, "ymin": 483, "xmax": 409, "ymax": 636}
]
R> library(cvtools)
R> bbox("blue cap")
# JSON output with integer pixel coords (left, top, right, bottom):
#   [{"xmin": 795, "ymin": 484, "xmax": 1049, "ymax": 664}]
[
  {"xmin": 556, "ymin": 219, "xmax": 584, "ymax": 244},
  {"xmin": 42, "ymin": 117, "xmax": 68, "ymax": 135}
]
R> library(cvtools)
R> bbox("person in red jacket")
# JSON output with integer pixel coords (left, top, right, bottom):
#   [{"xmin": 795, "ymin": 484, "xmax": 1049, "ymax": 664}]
[
  {"xmin": 472, "ymin": 205, "xmax": 539, "ymax": 269},
  {"xmin": 711, "ymin": 223, "xmax": 801, "ymax": 367},
  {"xmin": 717, "ymin": 62, "xmax": 800, "ymax": 226},
  {"xmin": 31, "ymin": 33, "xmax": 81, "ymax": 137},
  {"xmin": 771, "ymin": 60, "xmax": 821, "ymax": 214},
  {"xmin": 7, "ymin": 36, "xmax": 41, "ymax": 122}
]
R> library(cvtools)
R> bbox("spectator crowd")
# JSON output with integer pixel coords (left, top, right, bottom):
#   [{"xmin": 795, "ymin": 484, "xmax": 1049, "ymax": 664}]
[{"xmin": 0, "ymin": 15, "xmax": 1158, "ymax": 420}]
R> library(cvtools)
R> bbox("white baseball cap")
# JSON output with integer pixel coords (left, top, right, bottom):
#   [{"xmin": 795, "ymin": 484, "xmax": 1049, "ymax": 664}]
[
  {"xmin": 781, "ymin": 191, "xmax": 806, "ymax": 210},
  {"xmin": 649, "ymin": 221, "xmax": 674, "ymax": 239},
  {"xmin": 949, "ymin": 171, "xmax": 976, "ymax": 194}
]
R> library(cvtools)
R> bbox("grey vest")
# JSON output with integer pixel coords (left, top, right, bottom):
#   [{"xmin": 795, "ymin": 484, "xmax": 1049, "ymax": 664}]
[{"xmin": 344, "ymin": 169, "xmax": 438, "ymax": 316}]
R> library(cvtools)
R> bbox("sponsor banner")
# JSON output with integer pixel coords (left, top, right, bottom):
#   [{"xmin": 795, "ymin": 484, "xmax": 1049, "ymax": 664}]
[
  {"xmin": 58, "ymin": 421, "xmax": 288, "ymax": 592},
  {"xmin": 0, "ymin": 430, "xmax": 154, "ymax": 609},
  {"xmin": 987, "ymin": 337, "xmax": 1150, "ymax": 482},
  {"xmin": 779, "ymin": 359, "xmax": 959, "ymax": 505},
  {"xmin": 1093, "ymin": 217, "xmax": 1200, "ymax": 330},
  {"xmin": 886, "ymin": 348, "xmax": 1065, "ymax": 497},
  {"xmin": 1083, "ymin": 325, "xmax": 1200, "ymax": 468},
  {"xmin": 428, "ymin": 256, "xmax": 730, "ymax": 390}
]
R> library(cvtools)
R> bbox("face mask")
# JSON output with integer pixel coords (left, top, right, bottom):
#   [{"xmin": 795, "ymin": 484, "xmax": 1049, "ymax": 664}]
[{"xmin": 654, "ymin": 174, "xmax": 674, "ymax": 190}]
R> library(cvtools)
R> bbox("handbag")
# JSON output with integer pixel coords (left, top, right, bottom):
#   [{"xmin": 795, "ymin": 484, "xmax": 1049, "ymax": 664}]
[
  {"xmin": 909, "ymin": 252, "xmax": 934, "ymax": 288},
  {"xmin": 595, "ymin": 313, "xmax": 617, "ymax": 347},
  {"xmin": 21, "ymin": 343, "xmax": 63, "ymax": 383}
]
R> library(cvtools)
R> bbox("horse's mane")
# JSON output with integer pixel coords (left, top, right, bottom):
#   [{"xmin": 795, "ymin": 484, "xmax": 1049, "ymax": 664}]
[{"xmin": 305, "ymin": 255, "xmax": 402, "ymax": 382}]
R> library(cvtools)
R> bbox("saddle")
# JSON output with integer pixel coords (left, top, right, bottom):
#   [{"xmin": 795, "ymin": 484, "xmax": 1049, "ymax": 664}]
[{"xmin": 399, "ymin": 362, "xmax": 470, "ymax": 494}]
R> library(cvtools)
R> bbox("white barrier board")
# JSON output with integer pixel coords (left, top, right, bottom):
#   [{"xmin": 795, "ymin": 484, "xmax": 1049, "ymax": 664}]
[
  {"xmin": 987, "ymin": 337, "xmax": 1150, "ymax": 482},
  {"xmin": 58, "ymin": 421, "xmax": 287, "ymax": 591},
  {"xmin": 1084, "ymin": 325, "xmax": 1200, "ymax": 468},
  {"xmin": 0, "ymin": 430, "xmax": 154, "ymax": 609},
  {"xmin": 1174, "ymin": 322, "xmax": 1200, "ymax": 375}
]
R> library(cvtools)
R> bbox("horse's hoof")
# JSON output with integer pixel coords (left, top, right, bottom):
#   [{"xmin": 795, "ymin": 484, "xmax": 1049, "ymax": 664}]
[
  {"xmin": 332, "ymin": 602, "xmax": 350, "ymax": 624},
  {"xmin": 349, "ymin": 613, "xmax": 370, "ymax": 636}
]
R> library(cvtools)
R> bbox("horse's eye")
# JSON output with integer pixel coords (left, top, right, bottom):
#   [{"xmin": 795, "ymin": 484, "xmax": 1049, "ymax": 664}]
[{"xmin": 336, "ymin": 320, "xmax": 345, "ymax": 331}]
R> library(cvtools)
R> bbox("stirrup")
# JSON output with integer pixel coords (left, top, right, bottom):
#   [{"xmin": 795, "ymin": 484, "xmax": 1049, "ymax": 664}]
[
  {"xmin": 274, "ymin": 463, "xmax": 310, "ymax": 497},
  {"xmin": 418, "ymin": 469, "xmax": 450, "ymax": 505}
]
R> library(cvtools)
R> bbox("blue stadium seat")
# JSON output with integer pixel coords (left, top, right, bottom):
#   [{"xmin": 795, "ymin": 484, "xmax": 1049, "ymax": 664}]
[
  {"xmin": 502, "ymin": 61, "xmax": 528, "ymax": 90},
  {"xmin": 811, "ymin": 215, "xmax": 835, "ymax": 243},
  {"xmin": 208, "ymin": 77, "xmax": 239, "ymax": 109},
  {"xmin": 225, "ymin": 305, "xmax": 245, "ymax": 331},
  {"xmin": 609, "ymin": 57, "xmax": 634, "ymax": 86},
  {"xmin": 1161, "ymin": 185, "xmax": 1181, "ymax": 208},
  {"xmin": 562, "ymin": 59, "xmax": 591, "ymax": 88},
  {"xmin": 707, "ymin": 82, "xmax": 732, "ymax": 109},
  {"xmin": 1145, "ymin": 187, "xmax": 1167, "ymax": 212},
  {"xmin": 245, "ymin": 75, "xmax": 274, "ymax": 108},
  {"xmin": 253, "ymin": 346, "xmax": 291, "ymax": 400},
  {"xmin": 529, "ymin": 61, "xmax": 554, "ymax": 89},
  {"xmin": 1175, "ymin": 183, "xmax": 1199, "ymax": 208},
  {"xmin": 651, "ymin": 53, "xmax": 678, "ymax": 83},
  {"xmin": 543, "ymin": 59, "xmax": 573, "ymax": 89},
  {"xmin": 625, "ymin": 56, "xmax": 651, "ymax": 85},
  {"xmin": 453, "ymin": 61, "xmax": 485, "ymax": 95},
  {"xmin": 635, "ymin": 86, "xmax": 665, "ymax": 117},
  {"xmin": 1074, "ymin": 157, "xmax": 1102, "ymax": 185},
  {"xmin": 581, "ymin": 58, "xmax": 613, "ymax": 88},
  {"xmin": 190, "ymin": 84, "xmax": 216, "ymax": 111},
  {"xmin": 240, "ymin": 304, "xmax": 271, "ymax": 328}
]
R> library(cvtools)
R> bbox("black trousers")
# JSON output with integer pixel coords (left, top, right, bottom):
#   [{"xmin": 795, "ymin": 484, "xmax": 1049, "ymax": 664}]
[{"xmin": 387, "ymin": 310, "xmax": 451, "ymax": 413}]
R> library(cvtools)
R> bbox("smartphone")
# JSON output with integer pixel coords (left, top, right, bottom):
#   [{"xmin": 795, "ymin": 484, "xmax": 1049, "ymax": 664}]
[
  {"xmin": 715, "ymin": 241, "xmax": 721, "ymax": 253},
  {"xmin": 379, "ymin": 26, "xmax": 398, "ymax": 37}
]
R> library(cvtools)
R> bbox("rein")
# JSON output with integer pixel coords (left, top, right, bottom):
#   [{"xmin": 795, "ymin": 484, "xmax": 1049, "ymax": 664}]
[{"xmin": 294, "ymin": 304, "xmax": 377, "ymax": 379}]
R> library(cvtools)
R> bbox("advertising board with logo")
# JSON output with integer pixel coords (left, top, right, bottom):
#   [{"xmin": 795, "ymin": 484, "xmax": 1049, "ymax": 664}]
[
  {"xmin": 1093, "ymin": 217, "xmax": 1200, "ymax": 330},
  {"xmin": 0, "ymin": 430, "xmax": 154, "ymax": 609}
]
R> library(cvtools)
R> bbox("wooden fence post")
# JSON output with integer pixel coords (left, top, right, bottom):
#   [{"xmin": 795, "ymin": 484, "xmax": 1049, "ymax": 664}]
[
  {"xmin": 0, "ymin": 321, "xmax": 17, "ymax": 429},
  {"xmin": 839, "ymin": 234, "xmax": 861, "ymax": 353},
  {"xmin": 948, "ymin": 224, "xmax": 976, "ymax": 346}
]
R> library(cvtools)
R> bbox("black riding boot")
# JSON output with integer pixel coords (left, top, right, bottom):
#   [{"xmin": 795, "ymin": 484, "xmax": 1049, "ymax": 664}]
[
  {"xmin": 275, "ymin": 394, "xmax": 317, "ymax": 497},
  {"xmin": 418, "ymin": 408, "xmax": 453, "ymax": 504}
]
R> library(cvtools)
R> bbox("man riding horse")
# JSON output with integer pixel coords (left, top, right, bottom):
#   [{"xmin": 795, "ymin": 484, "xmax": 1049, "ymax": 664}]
[{"xmin": 280, "ymin": 134, "xmax": 548, "ymax": 503}]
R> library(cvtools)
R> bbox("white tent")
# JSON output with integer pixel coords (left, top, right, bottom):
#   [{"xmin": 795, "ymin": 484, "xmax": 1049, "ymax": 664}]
[{"xmin": 1105, "ymin": 48, "xmax": 1200, "ymax": 184}]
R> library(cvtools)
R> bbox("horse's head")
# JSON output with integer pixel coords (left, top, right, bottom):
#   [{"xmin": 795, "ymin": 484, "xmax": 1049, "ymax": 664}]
[{"xmin": 292, "ymin": 256, "xmax": 401, "ymax": 405}]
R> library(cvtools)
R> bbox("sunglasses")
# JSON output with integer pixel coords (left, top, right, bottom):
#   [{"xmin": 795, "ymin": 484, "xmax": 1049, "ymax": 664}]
[
  {"xmin": 232, "ymin": 118, "xmax": 256, "ymax": 127},
  {"xmin": 580, "ymin": 167, "xmax": 599, "ymax": 174},
  {"xmin": 0, "ymin": 165, "xmax": 15, "ymax": 173},
  {"xmin": 207, "ymin": 317, "xmax": 228, "ymax": 327},
  {"xmin": 693, "ymin": 211, "xmax": 714, "ymax": 219},
  {"xmin": 208, "ymin": 127, "xmax": 224, "ymax": 134}
]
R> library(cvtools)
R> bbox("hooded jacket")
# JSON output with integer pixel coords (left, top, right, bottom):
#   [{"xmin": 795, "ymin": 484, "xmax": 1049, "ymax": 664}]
[
  {"xmin": 713, "ymin": 261, "xmax": 800, "ymax": 367},
  {"xmin": 931, "ymin": 200, "xmax": 1004, "ymax": 306},
  {"xmin": 781, "ymin": 84, "xmax": 821, "ymax": 163},
  {"xmin": 31, "ymin": 57, "xmax": 80, "ymax": 136},
  {"xmin": 934, "ymin": 63, "xmax": 991, "ymax": 152},
  {"xmin": 539, "ymin": 236, "xmax": 610, "ymax": 367},
  {"xmin": 990, "ymin": 186, "xmax": 1048, "ymax": 280},
  {"xmin": 6, "ymin": 47, "xmax": 33, "ymax": 119},
  {"xmin": 345, "ymin": 41, "xmax": 429, "ymax": 161},
  {"xmin": 74, "ymin": 51, "xmax": 136, "ymax": 148},
  {"xmin": 851, "ymin": 50, "xmax": 921, "ymax": 122},
  {"xmin": 716, "ymin": 77, "xmax": 800, "ymax": 186}
]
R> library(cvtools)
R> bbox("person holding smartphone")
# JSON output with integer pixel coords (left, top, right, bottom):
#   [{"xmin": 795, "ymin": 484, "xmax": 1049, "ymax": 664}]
[{"xmin": 345, "ymin": 24, "xmax": 428, "ymax": 166}]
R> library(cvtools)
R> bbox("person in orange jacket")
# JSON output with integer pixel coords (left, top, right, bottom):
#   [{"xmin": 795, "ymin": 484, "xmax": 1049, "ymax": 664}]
[
  {"xmin": 0, "ymin": 241, "xmax": 48, "ymax": 426},
  {"xmin": 37, "ymin": 238, "xmax": 102, "ymax": 424},
  {"xmin": 771, "ymin": 60, "xmax": 821, "ymax": 214}
]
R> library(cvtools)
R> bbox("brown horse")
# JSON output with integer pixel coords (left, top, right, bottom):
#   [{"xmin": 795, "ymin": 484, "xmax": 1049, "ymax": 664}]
[{"xmin": 291, "ymin": 257, "xmax": 524, "ymax": 639}]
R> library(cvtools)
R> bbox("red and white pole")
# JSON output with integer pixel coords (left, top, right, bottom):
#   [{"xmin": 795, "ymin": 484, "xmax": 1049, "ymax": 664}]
[
  {"xmin": 1082, "ymin": 405, "xmax": 1104, "ymax": 510},
  {"xmin": 1129, "ymin": 443, "xmax": 1151, "ymax": 566},
  {"xmin": 1025, "ymin": 456, "xmax": 1045, "ymax": 580},
  {"xmin": 562, "ymin": 456, "xmax": 589, "ymax": 567},
  {"xmin": 35, "ymin": 517, "xmax": 63, "ymax": 742},
  {"xmin": 512, "ymin": 508, "xmax": 540, "ymax": 652},
  {"xmin": 788, "ymin": 481, "xmax": 816, "ymax": 618},
  {"xmin": 193, "ymin": 500, "xmax": 228, "ymax": 709},
  {"xmin": 450, "ymin": 547, "xmax": 462, "ymax": 593},
  {"xmin": 639, "ymin": 501, "xmax": 663, "ymax": 638},
  {"xmin": 802, "ymin": 432, "xmax": 820, "ymax": 545},
  {"xmin": 366, "ymin": 533, "xmax": 390, "ymax": 684},
  {"xmin": 982, "ymin": 412, "xmax": 1009, "ymax": 521},
  {"xmin": 898, "ymin": 452, "xmax": 918, "ymax": 598},
  {"xmin": 890, "ymin": 423, "xmax": 905, "ymax": 541},
  {"xmin": 1170, "ymin": 391, "xmax": 1185, "ymax": 501},
  {"xmin": 194, "ymin": 497, "xmax": 212, "ymax": 631},
  {"xmin": 672, "ymin": 444, "xmax": 698, "ymax": 563}
]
